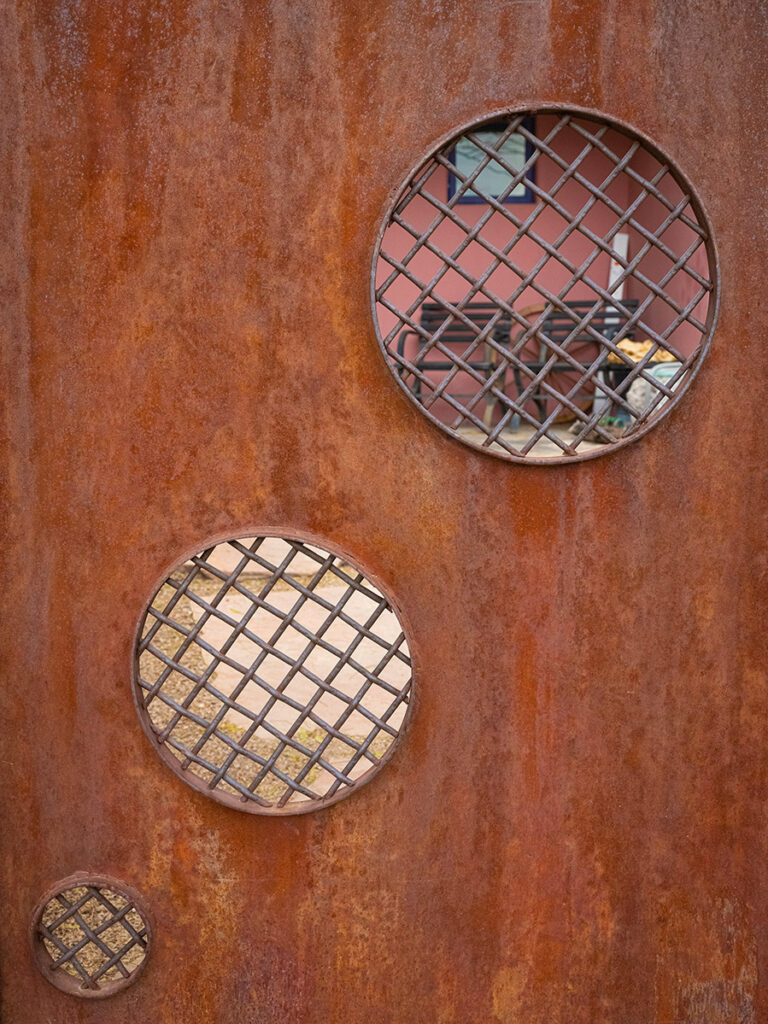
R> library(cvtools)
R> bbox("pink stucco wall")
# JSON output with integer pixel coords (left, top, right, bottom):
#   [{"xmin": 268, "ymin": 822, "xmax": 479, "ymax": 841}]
[{"xmin": 622, "ymin": 147, "xmax": 710, "ymax": 359}]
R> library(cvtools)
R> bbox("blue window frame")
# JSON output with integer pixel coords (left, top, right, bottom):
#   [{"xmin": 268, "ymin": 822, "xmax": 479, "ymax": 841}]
[{"xmin": 447, "ymin": 117, "xmax": 536, "ymax": 204}]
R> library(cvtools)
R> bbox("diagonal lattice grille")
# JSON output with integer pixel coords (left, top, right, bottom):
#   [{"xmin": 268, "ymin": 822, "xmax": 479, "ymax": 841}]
[
  {"xmin": 374, "ymin": 109, "xmax": 717, "ymax": 461},
  {"xmin": 135, "ymin": 537, "xmax": 412, "ymax": 813},
  {"xmin": 34, "ymin": 881, "xmax": 149, "ymax": 996}
]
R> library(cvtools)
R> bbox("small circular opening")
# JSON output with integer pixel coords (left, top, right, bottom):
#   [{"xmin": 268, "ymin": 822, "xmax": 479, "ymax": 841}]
[{"xmin": 31, "ymin": 875, "xmax": 150, "ymax": 998}]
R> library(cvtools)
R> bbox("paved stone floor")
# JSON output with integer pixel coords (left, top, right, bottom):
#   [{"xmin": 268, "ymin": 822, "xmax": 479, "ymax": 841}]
[
  {"xmin": 458, "ymin": 423, "xmax": 606, "ymax": 458},
  {"xmin": 149, "ymin": 537, "xmax": 412, "ymax": 800},
  {"xmin": 198, "ymin": 579, "xmax": 408, "ymax": 737}
]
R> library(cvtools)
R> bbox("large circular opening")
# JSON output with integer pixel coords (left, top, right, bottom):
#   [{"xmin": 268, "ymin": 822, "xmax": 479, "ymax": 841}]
[{"xmin": 373, "ymin": 107, "xmax": 718, "ymax": 462}]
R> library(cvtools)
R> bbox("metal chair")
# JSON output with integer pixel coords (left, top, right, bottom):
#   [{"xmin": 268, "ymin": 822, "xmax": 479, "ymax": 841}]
[{"xmin": 395, "ymin": 301, "xmax": 512, "ymax": 424}]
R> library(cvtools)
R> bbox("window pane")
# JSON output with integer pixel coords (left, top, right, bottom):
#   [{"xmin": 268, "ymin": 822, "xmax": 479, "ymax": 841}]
[{"xmin": 454, "ymin": 130, "xmax": 528, "ymax": 199}]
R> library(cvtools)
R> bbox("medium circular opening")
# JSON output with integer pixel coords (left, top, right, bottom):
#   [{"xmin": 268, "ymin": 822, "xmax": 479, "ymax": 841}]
[{"xmin": 134, "ymin": 536, "xmax": 413, "ymax": 814}]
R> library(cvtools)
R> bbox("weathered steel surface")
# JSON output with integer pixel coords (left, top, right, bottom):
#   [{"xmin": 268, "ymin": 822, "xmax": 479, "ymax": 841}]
[{"xmin": 1, "ymin": 1, "xmax": 766, "ymax": 1021}]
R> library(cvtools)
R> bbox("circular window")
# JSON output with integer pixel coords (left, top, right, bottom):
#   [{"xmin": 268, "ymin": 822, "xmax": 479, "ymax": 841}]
[
  {"xmin": 30, "ymin": 875, "xmax": 150, "ymax": 998},
  {"xmin": 134, "ymin": 536, "xmax": 413, "ymax": 814},
  {"xmin": 373, "ymin": 107, "xmax": 718, "ymax": 462}
]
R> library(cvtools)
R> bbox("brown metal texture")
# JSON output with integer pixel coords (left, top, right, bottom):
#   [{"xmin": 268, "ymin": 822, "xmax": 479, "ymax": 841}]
[
  {"xmin": 0, "ymin": 1, "xmax": 766, "ymax": 1022},
  {"xmin": 373, "ymin": 108, "xmax": 718, "ymax": 462}
]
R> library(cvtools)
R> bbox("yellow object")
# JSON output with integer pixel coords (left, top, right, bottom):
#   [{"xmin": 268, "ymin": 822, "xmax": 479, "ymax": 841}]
[{"xmin": 606, "ymin": 338, "xmax": 677, "ymax": 363}]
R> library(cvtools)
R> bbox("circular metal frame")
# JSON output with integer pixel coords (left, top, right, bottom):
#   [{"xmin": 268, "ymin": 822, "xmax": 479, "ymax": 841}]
[
  {"xmin": 29, "ymin": 873, "xmax": 151, "ymax": 999},
  {"xmin": 132, "ymin": 530, "xmax": 416, "ymax": 816},
  {"xmin": 370, "ymin": 103, "xmax": 720, "ymax": 465}
]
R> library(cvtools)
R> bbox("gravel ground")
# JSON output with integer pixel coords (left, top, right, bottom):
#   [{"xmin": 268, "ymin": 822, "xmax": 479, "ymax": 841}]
[{"xmin": 40, "ymin": 887, "xmax": 146, "ymax": 986}]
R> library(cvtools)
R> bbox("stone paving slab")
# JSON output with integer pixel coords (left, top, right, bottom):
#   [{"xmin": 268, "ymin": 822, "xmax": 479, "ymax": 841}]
[
  {"xmin": 197, "ymin": 582, "xmax": 409, "ymax": 736},
  {"xmin": 185, "ymin": 537, "xmax": 337, "ymax": 578},
  {"xmin": 459, "ymin": 423, "xmax": 604, "ymax": 457}
]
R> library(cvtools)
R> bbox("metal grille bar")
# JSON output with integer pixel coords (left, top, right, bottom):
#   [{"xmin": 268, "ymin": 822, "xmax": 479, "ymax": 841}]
[
  {"xmin": 373, "ymin": 108, "xmax": 717, "ymax": 462},
  {"xmin": 134, "ymin": 537, "xmax": 413, "ymax": 814}
]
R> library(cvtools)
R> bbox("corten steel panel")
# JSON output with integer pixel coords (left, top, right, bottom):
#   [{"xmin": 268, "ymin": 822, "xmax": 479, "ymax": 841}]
[{"xmin": 0, "ymin": 1, "xmax": 766, "ymax": 1021}]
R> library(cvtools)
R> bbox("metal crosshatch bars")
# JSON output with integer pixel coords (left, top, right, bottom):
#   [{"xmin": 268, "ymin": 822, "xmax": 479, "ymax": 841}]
[
  {"xmin": 134, "ymin": 536, "xmax": 413, "ymax": 814},
  {"xmin": 373, "ymin": 107, "xmax": 719, "ymax": 462},
  {"xmin": 30, "ymin": 876, "xmax": 150, "ymax": 998}
]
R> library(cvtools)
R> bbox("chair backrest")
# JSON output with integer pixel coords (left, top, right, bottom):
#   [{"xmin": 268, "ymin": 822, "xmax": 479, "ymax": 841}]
[
  {"xmin": 418, "ymin": 301, "xmax": 510, "ymax": 344},
  {"xmin": 539, "ymin": 299, "xmax": 640, "ymax": 346}
]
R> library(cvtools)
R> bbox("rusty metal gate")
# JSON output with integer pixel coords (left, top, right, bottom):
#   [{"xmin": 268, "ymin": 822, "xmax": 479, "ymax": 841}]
[{"xmin": 1, "ymin": 1, "xmax": 767, "ymax": 1021}]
